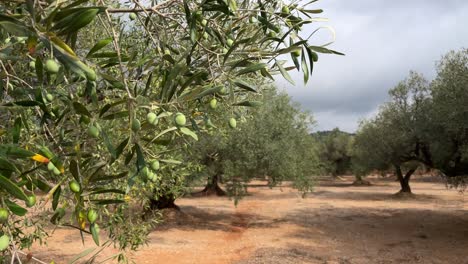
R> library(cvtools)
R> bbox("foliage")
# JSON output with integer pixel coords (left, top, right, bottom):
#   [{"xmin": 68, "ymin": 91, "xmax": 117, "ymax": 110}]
[
  {"xmin": 353, "ymin": 72, "xmax": 430, "ymax": 192},
  {"xmin": 313, "ymin": 128, "xmax": 354, "ymax": 176},
  {"xmin": 189, "ymin": 88, "xmax": 321, "ymax": 198},
  {"xmin": 426, "ymin": 48, "xmax": 468, "ymax": 183},
  {"xmin": 0, "ymin": 0, "xmax": 339, "ymax": 260},
  {"xmin": 353, "ymin": 49, "xmax": 468, "ymax": 192}
]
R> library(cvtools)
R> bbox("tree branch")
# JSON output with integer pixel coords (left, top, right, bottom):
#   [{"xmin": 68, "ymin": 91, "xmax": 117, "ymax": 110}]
[{"xmin": 107, "ymin": 0, "xmax": 179, "ymax": 13}]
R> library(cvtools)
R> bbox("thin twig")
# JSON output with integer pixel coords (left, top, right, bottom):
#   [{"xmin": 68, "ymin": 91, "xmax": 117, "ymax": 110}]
[
  {"xmin": 61, "ymin": 224, "xmax": 92, "ymax": 234},
  {"xmin": 17, "ymin": 251, "xmax": 48, "ymax": 264},
  {"xmin": 99, "ymin": 0, "xmax": 133, "ymax": 98},
  {"xmin": 107, "ymin": 0, "xmax": 179, "ymax": 13}
]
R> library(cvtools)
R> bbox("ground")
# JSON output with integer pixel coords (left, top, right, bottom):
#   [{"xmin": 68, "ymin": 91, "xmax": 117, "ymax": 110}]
[{"xmin": 30, "ymin": 175, "xmax": 468, "ymax": 264}]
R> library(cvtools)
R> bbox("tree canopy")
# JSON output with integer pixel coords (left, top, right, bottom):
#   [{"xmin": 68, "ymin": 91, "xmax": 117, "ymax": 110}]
[
  {"xmin": 313, "ymin": 128, "xmax": 354, "ymax": 177},
  {"xmin": 189, "ymin": 88, "xmax": 321, "ymax": 199},
  {"xmin": 353, "ymin": 49, "xmax": 468, "ymax": 193}
]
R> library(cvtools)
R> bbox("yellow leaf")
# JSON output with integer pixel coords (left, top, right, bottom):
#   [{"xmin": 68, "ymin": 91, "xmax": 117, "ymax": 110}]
[
  {"xmin": 31, "ymin": 154, "xmax": 49, "ymax": 163},
  {"xmin": 192, "ymin": 111, "xmax": 203, "ymax": 117},
  {"xmin": 50, "ymin": 35, "xmax": 77, "ymax": 57}
]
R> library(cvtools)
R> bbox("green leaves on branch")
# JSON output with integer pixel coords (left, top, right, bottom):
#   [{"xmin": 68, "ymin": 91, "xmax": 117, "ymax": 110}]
[
  {"xmin": 0, "ymin": 174, "xmax": 29, "ymax": 202},
  {"xmin": 276, "ymin": 61, "xmax": 295, "ymax": 85},
  {"xmin": 236, "ymin": 63, "xmax": 268, "ymax": 76},
  {"xmin": 87, "ymin": 38, "xmax": 113, "ymax": 58},
  {"xmin": 52, "ymin": 7, "xmax": 105, "ymax": 35},
  {"xmin": 233, "ymin": 80, "xmax": 257, "ymax": 93},
  {"xmin": 5, "ymin": 199, "xmax": 27, "ymax": 216}
]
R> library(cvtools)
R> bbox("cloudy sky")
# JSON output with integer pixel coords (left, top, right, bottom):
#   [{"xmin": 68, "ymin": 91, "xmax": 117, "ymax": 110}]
[{"xmin": 276, "ymin": 0, "xmax": 468, "ymax": 132}]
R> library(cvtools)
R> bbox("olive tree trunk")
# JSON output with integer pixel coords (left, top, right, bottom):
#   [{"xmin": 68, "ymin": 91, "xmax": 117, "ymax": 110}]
[
  {"xmin": 352, "ymin": 174, "xmax": 371, "ymax": 186},
  {"xmin": 199, "ymin": 174, "xmax": 226, "ymax": 196},
  {"xmin": 149, "ymin": 195, "xmax": 179, "ymax": 210},
  {"xmin": 394, "ymin": 165, "xmax": 416, "ymax": 193}
]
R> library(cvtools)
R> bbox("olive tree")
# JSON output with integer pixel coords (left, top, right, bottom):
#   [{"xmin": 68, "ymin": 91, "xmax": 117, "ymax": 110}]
[
  {"xmin": 0, "ymin": 0, "xmax": 340, "ymax": 260},
  {"xmin": 354, "ymin": 49, "xmax": 468, "ymax": 193},
  {"xmin": 425, "ymin": 48, "xmax": 468, "ymax": 187},
  {"xmin": 314, "ymin": 128, "xmax": 354, "ymax": 177},
  {"xmin": 189, "ymin": 88, "xmax": 321, "ymax": 198},
  {"xmin": 353, "ymin": 72, "xmax": 431, "ymax": 193}
]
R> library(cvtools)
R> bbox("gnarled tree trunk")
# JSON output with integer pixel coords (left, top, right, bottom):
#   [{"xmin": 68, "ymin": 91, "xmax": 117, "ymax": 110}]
[
  {"xmin": 395, "ymin": 165, "xmax": 416, "ymax": 193},
  {"xmin": 149, "ymin": 195, "xmax": 179, "ymax": 210},
  {"xmin": 352, "ymin": 174, "xmax": 371, "ymax": 186},
  {"xmin": 199, "ymin": 174, "xmax": 226, "ymax": 196}
]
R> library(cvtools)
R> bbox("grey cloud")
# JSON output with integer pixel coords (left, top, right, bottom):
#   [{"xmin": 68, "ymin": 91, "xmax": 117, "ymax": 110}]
[{"xmin": 277, "ymin": 0, "xmax": 468, "ymax": 132}]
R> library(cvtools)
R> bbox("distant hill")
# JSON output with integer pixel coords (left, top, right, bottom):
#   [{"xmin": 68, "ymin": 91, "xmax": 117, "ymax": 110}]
[{"xmin": 311, "ymin": 129, "xmax": 355, "ymax": 139}]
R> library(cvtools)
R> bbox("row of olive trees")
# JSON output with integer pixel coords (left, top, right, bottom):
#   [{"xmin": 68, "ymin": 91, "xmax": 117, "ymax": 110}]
[
  {"xmin": 353, "ymin": 48, "xmax": 468, "ymax": 193},
  {"xmin": 188, "ymin": 87, "xmax": 321, "ymax": 201},
  {"xmin": 0, "ymin": 0, "xmax": 340, "ymax": 261}
]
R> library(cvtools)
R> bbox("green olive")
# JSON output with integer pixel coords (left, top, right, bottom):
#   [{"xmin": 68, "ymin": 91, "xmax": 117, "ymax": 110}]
[
  {"xmin": 229, "ymin": 118, "xmax": 237, "ymax": 128},
  {"xmin": 87, "ymin": 209, "xmax": 98, "ymax": 224},
  {"xmin": 194, "ymin": 11, "xmax": 203, "ymax": 21},
  {"xmin": 151, "ymin": 160, "xmax": 160, "ymax": 171},
  {"xmin": 174, "ymin": 113, "xmax": 186, "ymax": 126},
  {"xmin": 0, "ymin": 208, "xmax": 9, "ymax": 224},
  {"xmin": 209, "ymin": 98, "xmax": 217, "ymax": 109},
  {"xmin": 132, "ymin": 119, "xmax": 141, "ymax": 132},
  {"xmin": 53, "ymin": 167, "xmax": 61, "ymax": 175},
  {"xmin": 45, "ymin": 93, "xmax": 54, "ymax": 102},
  {"xmin": 88, "ymin": 125, "xmax": 99, "ymax": 138},
  {"xmin": 80, "ymin": 115, "xmax": 91, "ymax": 125},
  {"xmin": 45, "ymin": 59, "xmax": 59, "ymax": 74},
  {"xmin": 147, "ymin": 171, "xmax": 157, "ymax": 182},
  {"xmin": 219, "ymin": 86, "xmax": 229, "ymax": 95},
  {"xmin": 147, "ymin": 112, "xmax": 158, "ymax": 126},
  {"xmin": 47, "ymin": 162, "xmax": 56, "ymax": 171},
  {"xmin": 311, "ymin": 51, "xmax": 319, "ymax": 62},
  {"xmin": 292, "ymin": 49, "xmax": 301, "ymax": 57},
  {"xmin": 26, "ymin": 195, "xmax": 36, "ymax": 207},
  {"xmin": 69, "ymin": 180, "xmax": 81, "ymax": 193},
  {"xmin": 0, "ymin": 235, "xmax": 10, "ymax": 252}
]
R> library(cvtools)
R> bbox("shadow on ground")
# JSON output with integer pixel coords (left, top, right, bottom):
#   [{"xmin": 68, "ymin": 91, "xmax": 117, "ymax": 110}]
[
  {"xmin": 311, "ymin": 189, "xmax": 440, "ymax": 202},
  {"xmin": 155, "ymin": 205, "xmax": 283, "ymax": 233},
  {"xmin": 234, "ymin": 205, "xmax": 468, "ymax": 264}
]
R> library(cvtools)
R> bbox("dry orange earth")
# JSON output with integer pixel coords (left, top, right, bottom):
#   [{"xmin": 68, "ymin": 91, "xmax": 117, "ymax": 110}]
[{"xmin": 29, "ymin": 176, "xmax": 467, "ymax": 264}]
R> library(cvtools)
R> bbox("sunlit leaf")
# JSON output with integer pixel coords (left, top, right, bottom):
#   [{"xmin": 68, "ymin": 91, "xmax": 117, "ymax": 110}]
[{"xmin": 179, "ymin": 127, "xmax": 198, "ymax": 141}]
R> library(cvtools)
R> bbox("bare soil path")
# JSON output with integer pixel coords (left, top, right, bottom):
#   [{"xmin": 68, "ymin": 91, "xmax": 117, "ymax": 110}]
[{"xmin": 31, "ymin": 176, "xmax": 468, "ymax": 263}]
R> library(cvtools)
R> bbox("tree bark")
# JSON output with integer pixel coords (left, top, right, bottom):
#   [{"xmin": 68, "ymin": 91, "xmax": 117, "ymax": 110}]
[
  {"xmin": 149, "ymin": 195, "xmax": 179, "ymax": 210},
  {"xmin": 199, "ymin": 174, "xmax": 226, "ymax": 196},
  {"xmin": 352, "ymin": 174, "xmax": 371, "ymax": 186},
  {"xmin": 355, "ymin": 174, "xmax": 363, "ymax": 182},
  {"xmin": 394, "ymin": 165, "xmax": 416, "ymax": 193}
]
